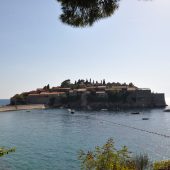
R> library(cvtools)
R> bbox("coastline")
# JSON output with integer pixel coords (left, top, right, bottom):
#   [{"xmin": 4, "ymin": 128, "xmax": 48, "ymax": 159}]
[{"xmin": 0, "ymin": 104, "xmax": 46, "ymax": 112}]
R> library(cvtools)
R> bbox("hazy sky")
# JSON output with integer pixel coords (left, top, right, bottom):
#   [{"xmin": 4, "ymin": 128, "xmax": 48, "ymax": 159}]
[{"xmin": 0, "ymin": 0, "xmax": 170, "ymax": 103}]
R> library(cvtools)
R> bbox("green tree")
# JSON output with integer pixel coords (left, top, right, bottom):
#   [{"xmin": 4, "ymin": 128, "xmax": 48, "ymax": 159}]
[
  {"xmin": 43, "ymin": 84, "xmax": 50, "ymax": 91},
  {"xmin": 61, "ymin": 79, "xmax": 71, "ymax": 88},
  {"xmin": 57, "ymin": 0, "xmax": 119, "ymax": 27},
  {"xmin": 129, "ymin": 83, "xmax": 134, "ymax": 87},
  {"xmin": 57, "ymin": 0, "xmax": 148, "ymax": 27}
]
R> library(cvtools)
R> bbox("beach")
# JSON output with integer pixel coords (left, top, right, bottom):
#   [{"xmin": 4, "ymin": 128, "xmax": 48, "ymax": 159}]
[{"xmin": 0, "ymin": 104, "xmax": 46, "ymax": 112}]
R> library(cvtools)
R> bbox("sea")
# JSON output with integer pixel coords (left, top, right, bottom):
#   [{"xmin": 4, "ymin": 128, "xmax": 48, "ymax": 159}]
[
  {"xmin": 0, "ymin": 99, "xmax": 170, "ymax": 170},
  {"xmin": 0, "ymin": 99, "xmax": 10, "ymax": 106}
]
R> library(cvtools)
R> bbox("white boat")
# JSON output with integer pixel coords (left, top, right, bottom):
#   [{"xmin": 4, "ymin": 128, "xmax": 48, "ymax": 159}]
[
  {"xmin": 68, "ymin": 109, "xmax": 75, "ymax": 114},
  {"xmin": 101, "ymin": 109, "xmax": 108, "ymax": 111},
  {"xmin": 67, "ymin": 109, "xmax": 71, "ymax": 112},
  {"xmin": 71, "ymin": 110, "xmax": 75, "ymax": 114}
]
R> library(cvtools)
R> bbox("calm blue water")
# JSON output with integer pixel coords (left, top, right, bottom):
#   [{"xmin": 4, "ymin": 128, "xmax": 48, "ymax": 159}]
[
  {"xmin": 0, "ymin": 99, "xmax": 170, "ymax": 169},
  {"xmin": 0, "ymin": 99, "xmax": 10, "ymax": 106}
]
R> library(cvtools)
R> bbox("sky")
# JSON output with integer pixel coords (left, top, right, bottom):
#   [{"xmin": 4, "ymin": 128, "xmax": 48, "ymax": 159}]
[{"xmin": 0, "ymin": 0, "xmax": 170, "ymax": 104}]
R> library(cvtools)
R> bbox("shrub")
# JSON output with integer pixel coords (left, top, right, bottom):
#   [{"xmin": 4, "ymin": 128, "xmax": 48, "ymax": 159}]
[
  {"xmin": 153, "ymin": 160, "xmax": 170, "ymax": 170},
  {"xmin": 130, "ymin": 154, "xmax": 152, "ymax": 170},
  {"xmin": 78, "ymin": 138, "xmax": 154, "ymax": 170},
  {"xmin": 78, "ymin": 138, "xmax": 134, "ymax": 170}
]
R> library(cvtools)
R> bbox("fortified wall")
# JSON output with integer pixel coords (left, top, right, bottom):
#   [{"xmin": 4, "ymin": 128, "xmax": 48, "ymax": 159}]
[{"xmin": 11, "ymin": 89, "xmax": 166, "ymax": 110}]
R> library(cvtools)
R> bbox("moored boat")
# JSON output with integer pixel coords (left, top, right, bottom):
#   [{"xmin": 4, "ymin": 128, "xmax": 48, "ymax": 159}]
[
  {"xmin": 142, "ymin": 118, "xmax": 149, "ymax": 120},
  {"xmin": 71, "ymin": 110, "xmax": 75, "ymax": 114},
  {"xmin": 68, "ymin": 109, "xmax": 75, "ymax": 114},
  {"xmin": 164, "ymin": 109, "xmax": 170, "ymax": 112},
  {"xmin": 131, "ymin": 112, "xmax": 140, "ymax": 115}
]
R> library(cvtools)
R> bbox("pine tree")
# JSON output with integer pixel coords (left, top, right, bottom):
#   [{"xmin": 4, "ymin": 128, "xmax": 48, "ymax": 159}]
[{"xmin": 103, "ymin": 79, "xmax": 106, "ymax": 85}]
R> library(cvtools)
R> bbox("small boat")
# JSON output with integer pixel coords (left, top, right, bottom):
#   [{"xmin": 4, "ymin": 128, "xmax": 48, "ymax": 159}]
[
  {"xmin": 101, "ymin": 109, "xmax": 108, "ymax": 111},
  {"xmin": 131, "ymin": 112, "xmax": 140, "ymax": 115},
  {"xmin": 142, "ymin": 118, "xmax": 149, "ymax": 120},
  {"xmin": 70, "ymin": 110, "xmax": 75, "ymax": 114},
  {"xmin": 68, "ymin": 109, "xmax": 75, "ymax": 114},
  {"xmin": 164, "ymin": 109, "xmax": 170, "ymax": 112}
]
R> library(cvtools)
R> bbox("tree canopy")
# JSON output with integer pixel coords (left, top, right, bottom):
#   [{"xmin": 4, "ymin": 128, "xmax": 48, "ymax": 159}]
[{"xmin": 57, "ymin": 0, "xmax": 120, "ymax": 27}]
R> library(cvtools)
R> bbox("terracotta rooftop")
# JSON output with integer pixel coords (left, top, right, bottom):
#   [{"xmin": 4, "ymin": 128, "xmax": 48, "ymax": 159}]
[{"xmin": 28, "ymin": 92, "xmax": 66, "ymax": 96}]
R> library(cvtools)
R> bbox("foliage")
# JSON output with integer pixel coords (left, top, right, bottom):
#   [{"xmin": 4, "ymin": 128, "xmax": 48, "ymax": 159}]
[
  {"xmin": 129, "ymin": 83, "xmax": 135, "ymax": 87},
  {"xmin": 153, "ymin": 160, "xmax": 170, "ymax": 170},
  {"xmin": 43, "ymin": 84, "xmax": 50, "ymax": 91},
  {"xmin": 61, "ymin": 79, "xmax": 71, "ymax": 88},
  {"xmin": 130, "ymin": 154, "xmax": 152, "ymax": 170},
  {"xmin": 78, "ymin": 138, "xmax": 155, "ymax": 170},
  {"xmin": 57, "ymin": 0, "xmax": 149, "ymax": 27},
  {"xmin": 78, "ymin": 138, "xmax": 134, "ymax": 170},
  {"xmin": 57, "ymin": 0, "xmax": 119, "ymax": 27},
  {"xmin": 60, "ymin": 79, "xmax": 135, "ymax": 89},
  {"xmin": 0, "ymin": 147, "xmax": 16, "ymax": 157},
  {"xmin": 11, "ymin": 93, "xmax": 27, "ymax": 105}
]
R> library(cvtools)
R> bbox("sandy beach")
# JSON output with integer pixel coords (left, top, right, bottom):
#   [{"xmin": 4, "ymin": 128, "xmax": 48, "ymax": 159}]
[{"xmin": 0, "ymin": 104, "xmax": 46, "ymax": 112}]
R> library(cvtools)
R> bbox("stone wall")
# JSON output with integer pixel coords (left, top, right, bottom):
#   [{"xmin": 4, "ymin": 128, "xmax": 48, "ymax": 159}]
[
  {"xmin": 134, "ymin": 90, "xmax": 152, "ymax": 107},
  {"xmin": 27, "ymin": 95, "xmax": 49, "ymax": 104},
  {"xmin": 15, "ymin": 90, "xmax": 166, "ymax": 109},
  {"xmin": 26, "ymin": 94, "xmax": 65, "ymax": 106},
  {"xmin": 152, "ymin": 93, "xmax": 166, "ymax": 107}
]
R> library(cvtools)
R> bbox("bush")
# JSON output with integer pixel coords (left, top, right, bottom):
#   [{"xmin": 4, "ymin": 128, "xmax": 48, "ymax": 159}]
[
  {"xmin": 78, "ymin": 138, "xmax": 154, "ymax": 170},
  {"xmin": 130, "ymin": 154, "xmax": 152, "ymax": 170},
  {"xmin": 153, "ymin": 160, "xmax": 170, "ymax": 170},
  {"xmin": 78, "ymin": 138, "xmax": 134, "ymax": 170}
]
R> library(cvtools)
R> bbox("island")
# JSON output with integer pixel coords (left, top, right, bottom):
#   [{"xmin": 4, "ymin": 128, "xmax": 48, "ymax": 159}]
[{"xmin": 9, "ymin": 79, "xmax": 166, "ymax": 110}]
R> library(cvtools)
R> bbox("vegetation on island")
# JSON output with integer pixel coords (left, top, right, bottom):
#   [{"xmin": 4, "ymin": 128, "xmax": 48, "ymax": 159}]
[
  {"xmin": 60, "ymin": 79, "xmax": 135, "ymax": 89},
  {"xmin": 11, "ymin": 93, "xmax": 27, "ymax": 105},
  {"xmin": 79, "ymin": 138, "xmax": 170, "ymax": 170}
]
